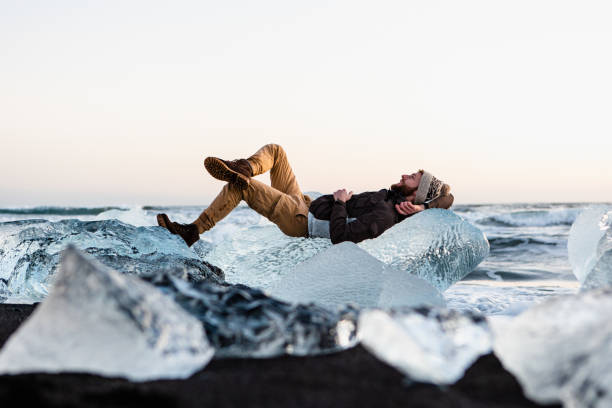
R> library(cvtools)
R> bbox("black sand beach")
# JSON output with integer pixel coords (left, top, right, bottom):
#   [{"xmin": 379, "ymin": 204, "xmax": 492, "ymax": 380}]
[{"xmin": 0, "ymin": 304, "xmax": 555, "ymax": 408}]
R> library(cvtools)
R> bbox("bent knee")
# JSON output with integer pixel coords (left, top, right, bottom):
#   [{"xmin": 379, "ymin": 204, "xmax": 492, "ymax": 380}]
[{"xmin": 264, "ymin": 143, "xmax": 286, "ymax": 157}]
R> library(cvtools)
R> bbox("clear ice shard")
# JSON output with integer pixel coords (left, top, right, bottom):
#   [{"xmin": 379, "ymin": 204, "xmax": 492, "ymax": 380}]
[
  {"xmin": 0, "ymin": 219, "xmax": 223, "ymax": 303},
  {"xmin": 359, "ymin": 209, "xmax": 490, "ymax": 291},
  {"xmin": 492, "ymin": 287, "xmax": 612, "ymax": 407},
  {"xmin": 0, "ymin": 247, "xmax": 214, "ymax": 381},
  {"xmin": 568, "ymin": 208, "xmax": 612, "ymax": 289},
  {"xmin": 358, "ymin": 307, "xmax": 491, "ymax": 384},
  {"xmin": 141, "ymin": 272, "xmax": 360, "ymax": 358},
  {"xmin": 269, "ymin": 242, "xmax": 445, "ymax": 309},
  {"xmin": 205, "ymin": 209, "xmax": 489, "ymax": 292}
]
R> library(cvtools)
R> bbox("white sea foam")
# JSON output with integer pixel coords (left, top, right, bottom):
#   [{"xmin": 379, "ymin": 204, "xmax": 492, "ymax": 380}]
[
  {"xmin": 444, "ymin": 280, "xmax": 579, "ymax": 316},
  {"xmin": 478, "ymin": 208, "xmax": 581, "ymax": 227},
  {"xmin": 95, "ymin": 206, "xmax": 156, "ymax": 227}
]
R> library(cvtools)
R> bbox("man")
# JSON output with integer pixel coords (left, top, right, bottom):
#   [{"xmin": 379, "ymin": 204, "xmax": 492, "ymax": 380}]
[{"xmin": 157, "ymin": 144, "xmax": 453, "ymax": 247}]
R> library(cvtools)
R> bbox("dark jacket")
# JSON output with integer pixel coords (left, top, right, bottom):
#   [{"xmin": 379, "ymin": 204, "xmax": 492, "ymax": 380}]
[{"xmin": 308, "ymin": 189, "xmax": 454, "ymax": 244}]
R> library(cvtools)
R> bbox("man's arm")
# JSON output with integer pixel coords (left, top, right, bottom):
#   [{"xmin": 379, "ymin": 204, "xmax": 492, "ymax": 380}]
[
  {"xmin": 395, "ymin": 193, "xmax": 454, "ymax": 215},
  {"xmin": 329, "ymin": 200, "xmax": 390, "ymax": 244},
  {"xmin": 308, "ymin": 194, "xmax": 334, "ymax": 220},
  {"xmin": 328, "ymin": 189, "xmax": 394, "ymax": 244}
]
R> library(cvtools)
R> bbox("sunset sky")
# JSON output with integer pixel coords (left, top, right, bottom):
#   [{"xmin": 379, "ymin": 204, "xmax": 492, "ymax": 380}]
[{"xmin": 1, "ymin": 1, "xmax": 611, "ymax": 206}]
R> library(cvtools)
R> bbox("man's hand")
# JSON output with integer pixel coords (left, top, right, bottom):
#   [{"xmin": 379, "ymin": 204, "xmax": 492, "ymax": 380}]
[
  {"xmin": 333, "ymin": 189, "xmax": 353, "ymax": 203},
  {"xmin": 395, "ymin": 201, "xmax": 424, "ymax": 216}
]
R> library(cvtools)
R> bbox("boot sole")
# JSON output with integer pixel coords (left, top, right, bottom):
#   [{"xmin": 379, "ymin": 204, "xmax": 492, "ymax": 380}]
[{"xmin": 204, "ymin": 157, "xmax": 250, "ymax": 190}]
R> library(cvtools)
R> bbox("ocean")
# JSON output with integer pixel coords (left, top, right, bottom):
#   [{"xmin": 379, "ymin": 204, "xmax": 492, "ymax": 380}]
[{"xmin": 0, "ymin": 200, "xmax": 599, "ymax": 316}]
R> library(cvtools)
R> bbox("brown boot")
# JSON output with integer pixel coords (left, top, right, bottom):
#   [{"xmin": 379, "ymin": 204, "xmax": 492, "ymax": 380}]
[
  {"xmin": 156, "ymin": 213, "xmax": 200, "ymax": 247},
  {"xmin": 204, "ymin": 157, "xmax": 253, "ymax": 190}
]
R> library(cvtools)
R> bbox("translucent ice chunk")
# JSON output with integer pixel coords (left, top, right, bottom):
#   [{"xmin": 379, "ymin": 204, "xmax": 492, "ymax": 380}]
[
  {"xmin": 269, "ymin": 242, "xmax": 445, "ymax": 309},
  {"xmin": 492, "ymin": 288, "xmax": 612, "ymax": 407},
  {"xmin": 205, "ymin": 209, "xmax": 489, "ymax": 292},
  {"xmin": 358, "ymin": 307, "xmax": 492, "ymax": 384},
  {"xmin": 142, "ymin": 271, "xmax": 359, "ymax": 358},
  {"xmin": 359, "ymin": 209, "xmax": 490, "ymax": 291},
  {"xmin": 203, "ymin": 225, "xmax": 332, "ymax": 289},
  {"xmin": 568, "ymin": 208, "xmax": 612, "ymax": 288},
  {"xmin": 0, "ymin": 247, "xmax": 214, "ymax": 381},
  {"xmin": 0, "ymin": 219, "xmax": 223, "ymax": 303}
]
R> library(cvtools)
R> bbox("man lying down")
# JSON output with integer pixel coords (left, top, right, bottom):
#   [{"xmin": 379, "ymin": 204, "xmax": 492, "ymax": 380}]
[{"xmin": 157, "ymin": 144, "xmax": 453, "ymax": 247}]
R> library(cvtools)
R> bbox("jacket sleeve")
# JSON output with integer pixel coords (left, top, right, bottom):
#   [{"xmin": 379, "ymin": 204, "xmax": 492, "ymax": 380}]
[
  {"xmin": 308, "ymin": 194, "xmax": 334, "ymax": 220},
  {"xmin": 329, "ymin": 201, "xmax": 392, "ymax": 244},
  {"xmin": 426, "ymin": 193, "xmax": 454, "ymax": 209}
]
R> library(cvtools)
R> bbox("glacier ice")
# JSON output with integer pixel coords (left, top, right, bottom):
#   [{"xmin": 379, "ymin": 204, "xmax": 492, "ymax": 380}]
[
  {"xmin": 269, "ymin": 242, "xmax": 445, "ymax": 309},
  {"xmin": 492, "ymin": 287, "xmax": 612, "ymax": 407},
  {"xmin": 568, "ymin": 208, "xmax": 612, "ymax": 289},
  {"xmin": 0, "ymin": 247, "xmax": 214, "ymax": 381},
  {"xmin": 203, "ymin": 225, "xmax": 333, "ymax": 289},
  {"xmin": 358, "ymin": 307, "xmax": 492, "ymax": 384},
  {"xmin": 359, "ymin": 209, "xmax": 490, "ymax": 291},
  {"xmin": 205, "ymin": 209, "xmax": 489, "ymax": 292},
  {"xmin": 142, "ymin": 271, "xmax": 359, "ymax": 358},
  {"xmin": 0, "ymin": 219, "xmax": 223, "ymax": 303}
]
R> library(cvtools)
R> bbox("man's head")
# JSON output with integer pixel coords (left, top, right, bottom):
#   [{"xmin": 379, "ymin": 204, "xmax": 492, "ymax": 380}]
[
  {"xmin": 391, "ymin": 170, "xmax": 450, "ymax": 204},
  {"xmin": 390, "ymin": 171, "xmax": 422, "ymax": 200}
]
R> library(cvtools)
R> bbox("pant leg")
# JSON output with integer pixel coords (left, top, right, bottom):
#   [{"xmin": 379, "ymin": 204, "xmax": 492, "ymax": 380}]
[
  {"xmin": 194, "ymin": 179, "xmax": 308, "ymax": 238},
  {"xmin": 193, "ymin": 183, "xmax": 242, "ymax": 234},
  {"xmin": 247, "ymin": 144, "xmax": 312, "ymax": 213}
]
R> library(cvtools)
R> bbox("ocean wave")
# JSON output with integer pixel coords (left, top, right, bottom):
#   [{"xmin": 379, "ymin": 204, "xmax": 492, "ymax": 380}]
[
  {"xmin": 95, "ymin": 207, "xmax": 157, "ymax": 227},
  {"xmin": 478, "ymin": 209, "xmax": 580, "ymax": 227},
  {"xmin": 488, "ymin": 237, "xmax": 558, "ymax": 249},
  {"xmin": 0, "ymin": 206, "xmax": 125, "ymax": 216}
]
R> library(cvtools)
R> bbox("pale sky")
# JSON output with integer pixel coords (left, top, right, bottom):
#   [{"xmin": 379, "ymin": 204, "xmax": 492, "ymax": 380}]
[{"xmin": 1, "ymin": 0, "xmax": 611, "ymax": 206}]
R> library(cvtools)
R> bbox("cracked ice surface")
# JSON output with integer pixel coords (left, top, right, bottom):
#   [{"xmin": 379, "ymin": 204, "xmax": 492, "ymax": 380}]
[
  {"xmin": 568, "ymin": 207, "xmax": 612, "ymax": 289},
  {"xmin": 0, "ymin": 247, "xmax": 214, "ymax": 381},
  {"xmin": 358, "ymin": 307, "xmax": 492, "ymax": 384},
  {"xmin": 142, "ymin": 271, "xmax": 359, "ymax": 358},
  {"xmin": 205, "ymin": 209, "xmax": 489, "ymax": 292},
  {"xmin": 359, "ymin": 209, "xmax": 490, "ymax": 291},
  {"xmin": 0, "ymin": 219, "xmax": 223, "ymax": 303},
  {"xmin": 269, "ymin": 242, "xmax": 445, "ymax": 309},
  {"xmin": 492, "ymin": 287, "xmax": 612, "ymax": 407}
]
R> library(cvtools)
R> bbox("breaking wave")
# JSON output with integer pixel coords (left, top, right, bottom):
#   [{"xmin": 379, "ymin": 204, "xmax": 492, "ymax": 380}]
[
  {"xmin": 478, "ymin": 209, "xmax": 580, "ymax": 227},
  {"xmin": 0, "ymin": 206, "xmax": 125, "ymax": 216}
]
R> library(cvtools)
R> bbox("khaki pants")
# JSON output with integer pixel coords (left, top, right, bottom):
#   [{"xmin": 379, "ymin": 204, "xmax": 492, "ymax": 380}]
[{"xmin": 194, "ymin": 144, "xmax": 311, "ymax": 237}]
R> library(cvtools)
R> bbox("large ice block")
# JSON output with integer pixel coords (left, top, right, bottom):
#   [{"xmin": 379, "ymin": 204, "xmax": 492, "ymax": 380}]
[
  {"xmin": 0, "ymin": 219, "xmax": 223, "ymax": 303},
  {"xmin": 492, "ymin": 287, "xmax": 612, "ymax": 407},
  {"xmin": 203, "ymin": 225, "xmax": 333, "ymax": 289},
  {"xmin": 205, "ymin": 209, "xmax": 489, "ymax": 293},
  {"xmin": 268, "ymin": 242, "xmax": 445, "ymax": 309},
  {"xmin": 568, "ymin": 208, "xmax": 612, "ymax": 289},
  {"xmin": 142, "ymin": 272, "xmax": 359, "ymax": 358},
  {"xmin": 358, "ymin": 307, "xmax": 492, "ymax": 384},
  {"xmin": 0, "ymin": 247, "xmax": 214, "ymax": 381},
  {"xmin": 359, "ymin": 209, "xmax": 490, "ymax": 291}
]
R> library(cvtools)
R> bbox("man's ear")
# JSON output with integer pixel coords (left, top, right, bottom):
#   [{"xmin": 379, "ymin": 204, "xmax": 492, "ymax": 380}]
[{"xmin": 405, "ymin": 192, "xmax": 416, "ymax": 203}]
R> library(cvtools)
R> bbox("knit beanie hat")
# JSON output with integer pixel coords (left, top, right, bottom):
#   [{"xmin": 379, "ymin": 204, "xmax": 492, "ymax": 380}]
[{"xmin": 414, "ymin": 171, "xmax": 448, "ymax": 204}]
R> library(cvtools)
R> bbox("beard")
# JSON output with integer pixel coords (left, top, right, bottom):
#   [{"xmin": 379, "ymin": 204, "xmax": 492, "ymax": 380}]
[{"xmin": 390, "ymin": 182, "xmax": 418, "ymax": 198}]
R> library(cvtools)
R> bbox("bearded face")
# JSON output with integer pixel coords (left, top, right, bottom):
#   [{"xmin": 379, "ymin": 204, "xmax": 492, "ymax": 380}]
[
  {"xmin": 390, "ymin": 182, "xmax": 418, "ymax": 197},
  {"xmin": 390, "ymin": 171, "xmax": 422, "ymax": 199}
]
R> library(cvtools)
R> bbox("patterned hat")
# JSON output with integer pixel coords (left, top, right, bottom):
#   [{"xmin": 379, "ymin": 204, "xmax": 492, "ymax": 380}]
[{"xmin": 414, "ymin": 171, "xmax": 446, "ymax": 204}]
